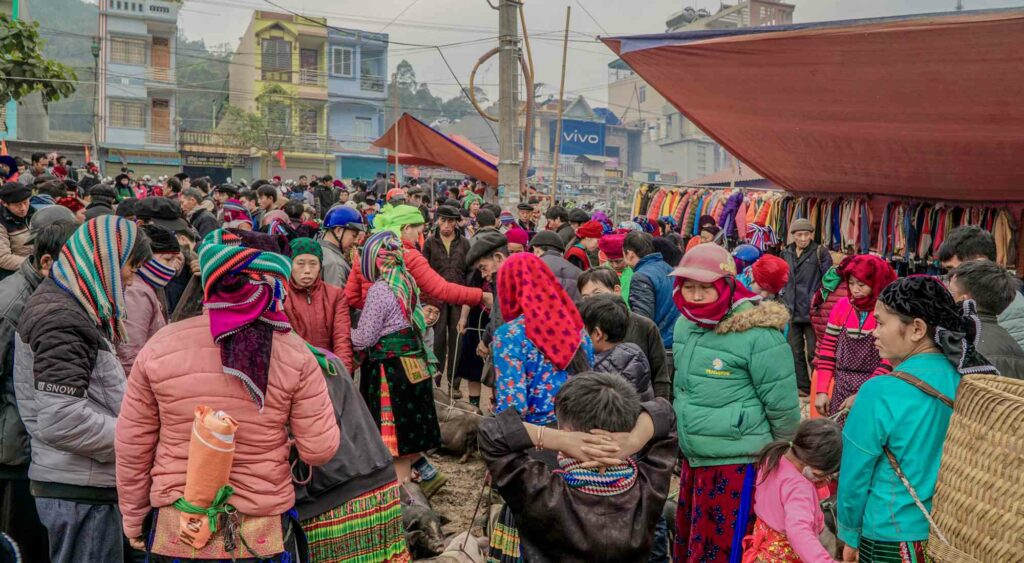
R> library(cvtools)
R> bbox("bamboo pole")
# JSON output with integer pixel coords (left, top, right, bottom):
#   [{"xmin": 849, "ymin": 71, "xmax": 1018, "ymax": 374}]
[{"xmin": 550, "ymin": 6, "xmax": 571, "ymax": 203}]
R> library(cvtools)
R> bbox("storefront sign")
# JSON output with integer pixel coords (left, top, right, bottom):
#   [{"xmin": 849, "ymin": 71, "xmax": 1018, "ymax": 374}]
[{"xmin": 183, "ymin": 153, "xmax": 247, "ymax": 168}]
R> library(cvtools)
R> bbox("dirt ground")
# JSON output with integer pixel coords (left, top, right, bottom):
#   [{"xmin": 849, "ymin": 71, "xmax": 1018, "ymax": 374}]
[{"xmin": 429, "ymin": 451, "xmax": 489, "ymax": 534}]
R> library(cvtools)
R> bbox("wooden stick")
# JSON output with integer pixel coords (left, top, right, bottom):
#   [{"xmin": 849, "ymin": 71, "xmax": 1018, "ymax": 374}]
[{"xmin": 550, "ymin": 6, "xmax": 571, "ymax": 203}]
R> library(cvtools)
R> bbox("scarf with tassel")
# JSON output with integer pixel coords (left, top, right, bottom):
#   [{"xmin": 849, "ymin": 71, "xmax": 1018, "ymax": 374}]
[{"xmin": 137, "ymin": 258, "xmax": 176, "ymax": 289}]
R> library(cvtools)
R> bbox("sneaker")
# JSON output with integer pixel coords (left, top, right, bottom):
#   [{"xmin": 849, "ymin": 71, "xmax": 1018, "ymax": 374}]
[{"xmin": 420, "ymin": 471, "xmax": 448, "ymax": 498}]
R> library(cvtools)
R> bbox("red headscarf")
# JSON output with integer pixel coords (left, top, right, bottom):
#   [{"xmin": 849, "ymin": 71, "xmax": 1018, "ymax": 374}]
[
  {"xmin": 838, "ymin": 254, "xmax": 897, "ymax": 312},
  {"xmin": 497, "ymin": 252, "xmax": 583, "ymax": 370},
  {"xmin": 673, "ymin": 276, "xmax": 759, "ymax": 330}
]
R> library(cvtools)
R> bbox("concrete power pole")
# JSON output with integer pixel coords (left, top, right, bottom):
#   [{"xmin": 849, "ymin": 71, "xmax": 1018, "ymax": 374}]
[{"xmin": 497, "ymin": 0, "xmax": 522, "ymax": 207}]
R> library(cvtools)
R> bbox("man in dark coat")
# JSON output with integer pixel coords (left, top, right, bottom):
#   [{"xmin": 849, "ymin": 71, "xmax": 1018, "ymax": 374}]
[
  {"xmin": 780, "ymin": 218, "xmax": 833, "ymax": 394},
  {"xmin": 422, "ymin": 205, "xmax": 472, "ymax": 386},
  {"xmin": 528, "ymin": 230, "xmax": 582, "ymax": 304},
  {"xmin": 949, "ymin": 260, "xmax": 1024, "ymax": 379}
]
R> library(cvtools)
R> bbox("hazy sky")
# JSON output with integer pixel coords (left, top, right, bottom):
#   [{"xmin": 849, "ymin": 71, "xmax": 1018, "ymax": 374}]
[{"xmin": 178, "ymin": 0, "xmax": 1024, "ymax": 108}]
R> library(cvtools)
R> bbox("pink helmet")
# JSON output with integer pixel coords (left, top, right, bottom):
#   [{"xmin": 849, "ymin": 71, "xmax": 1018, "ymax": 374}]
[{"xmin": 671, "ymin": 243, "xmax": 737, "ymax": 283}]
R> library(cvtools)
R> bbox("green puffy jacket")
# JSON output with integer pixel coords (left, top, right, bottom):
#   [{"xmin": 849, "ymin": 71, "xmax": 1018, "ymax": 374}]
[{"xmin": 672, "ymin": 300, "xmax": 800, "ymax": 467}]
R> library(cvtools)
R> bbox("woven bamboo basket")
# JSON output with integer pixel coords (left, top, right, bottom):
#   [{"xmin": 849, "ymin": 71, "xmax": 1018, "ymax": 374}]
[{"xmin": 928, "ymin": 374, "xmax": 1024, "ymax": 562}]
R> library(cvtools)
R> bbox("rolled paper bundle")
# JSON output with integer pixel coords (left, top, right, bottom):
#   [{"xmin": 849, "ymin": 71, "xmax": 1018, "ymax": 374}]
[{"xmin": 177, "ymin": 406, "xmax": 238, "ymax": 549}]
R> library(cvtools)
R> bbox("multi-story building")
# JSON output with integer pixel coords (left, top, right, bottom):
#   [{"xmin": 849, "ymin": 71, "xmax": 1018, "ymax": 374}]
[
  {"xmin": 99, "ymin": 0, "xmax": 182, "ymax": 176},
  {"xmin": 608, "ymin": 0, "xmax": 794, "ymax": 183},
  {"xmin": 228, "ymin": 10, "xmax": 332, "ymax": 179},
  {"xmin": 327, "ymin": 27, "xmax": 389, "ymax": 181}
]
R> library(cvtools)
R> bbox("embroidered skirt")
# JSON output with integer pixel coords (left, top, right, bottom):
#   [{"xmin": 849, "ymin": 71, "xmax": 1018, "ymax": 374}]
[
  {"xmin": 741, "ymin": 519, "xmax": 800, "ymax": 563},
  {"xmin": 301, "ymin": 482, "xmax": 410, "ymax": 563},
  {"xmin": 859, "ymin": 537, "xmax": 932, "ymax": 563},
  {"xmin": 674, "ymin": 459, "xmax": 757, "ymax": 563},
  {"xmin": 361, "ymin": 328, "xmax": 442, "ymax": 456},
  {"xmin": 487, "ymin": 504, "xmax": 522, "ymax": 563}
]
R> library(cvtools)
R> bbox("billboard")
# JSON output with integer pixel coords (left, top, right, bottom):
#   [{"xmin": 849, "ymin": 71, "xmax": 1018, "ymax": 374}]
[{"xmin": 549, "ymin": 119, "xmax": 606, "ymax": 156}]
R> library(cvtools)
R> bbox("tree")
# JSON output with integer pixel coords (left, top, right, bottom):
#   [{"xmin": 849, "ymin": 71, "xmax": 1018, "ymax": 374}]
[
  {"xmin": 440, "ymin": 86, "xmax": 489, "ymax": 121},
  {"xmin": 176, "ymin": 34, "xmax": 230, "ymax": 132},
  {"xmin": 222, "ymin": 103, "xmax": 287, "ymax": 179},
  {"xmin": 0, "ymin": 14, "xmax": 78, "ymax": 106}
]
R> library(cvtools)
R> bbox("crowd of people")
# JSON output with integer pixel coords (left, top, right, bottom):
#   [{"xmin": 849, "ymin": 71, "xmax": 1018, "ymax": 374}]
[{"xmin": 0, "ymin": 151, "xmax": 1019, "ymax": 563}]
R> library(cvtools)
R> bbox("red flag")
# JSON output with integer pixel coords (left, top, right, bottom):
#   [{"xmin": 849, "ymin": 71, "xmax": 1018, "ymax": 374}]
[
  {"xmin": 84, "ymin": 144, "xmax": 91, "ymax": 165},
  {"xmin": 0, "ymin": 140, "xmax": 7, "ymax": 156},
  {"xmin": 274, "ymin": 149, "xmax": 286, "ymax": 170}
]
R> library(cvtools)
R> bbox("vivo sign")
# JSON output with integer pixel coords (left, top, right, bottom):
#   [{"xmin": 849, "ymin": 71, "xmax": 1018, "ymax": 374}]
[{"xmin": 549, "ymin": 119, "xmax": 606, "ymax": 156}]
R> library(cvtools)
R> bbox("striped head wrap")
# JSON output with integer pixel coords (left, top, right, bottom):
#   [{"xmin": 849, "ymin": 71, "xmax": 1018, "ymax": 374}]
[
  {"xmin": 361, "ymin": 231, "xmax": 436, "ymax": 366},
  {"xmin": 747, "ymin": 223, "xmax": 779, "ymax": 251},
  {"xmin": 199, "ymin": 229, "xmax": 293, "ymax": 410},
  {"xmin": 51, "ymin": 216, "xmax": 140, "ymax": 344}
]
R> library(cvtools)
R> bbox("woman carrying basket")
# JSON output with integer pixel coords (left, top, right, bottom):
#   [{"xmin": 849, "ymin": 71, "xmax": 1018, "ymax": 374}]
[{"xmin": 837, "ymin": 276, "xmax": 995, "ymax": 562}]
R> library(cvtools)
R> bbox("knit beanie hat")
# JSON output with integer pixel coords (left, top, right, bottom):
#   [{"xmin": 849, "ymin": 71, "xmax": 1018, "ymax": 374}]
[
  {"xmin": 289, "ymin": 237, "xmax": 323, "ymax": 262},
  {"xmin": 789, "ymin": 218, "xmax": 814, "ymax": 233},
  {"xmin": 598, "ymin": 233, "xmax": 626, "ymax": 260},
  {"xmin": 751, "ymin": 255, "xmax": 789, "ymax": 295},
  {"xmin": 575, "ymin": 220, "xmax": 603, "ymax": 239},
  {"xmin": 499, "ymin": 210, "xmax": 515, "ymax": 226},
  {"xmin": 505, "ymin": 225, "xmax": 529, "ymax": 247}
]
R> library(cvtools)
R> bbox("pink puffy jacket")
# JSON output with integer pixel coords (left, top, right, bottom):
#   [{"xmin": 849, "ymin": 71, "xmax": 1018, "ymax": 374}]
[{"xmin": 114, "ymin": 314, "xmax": 340, "ymax": 539}]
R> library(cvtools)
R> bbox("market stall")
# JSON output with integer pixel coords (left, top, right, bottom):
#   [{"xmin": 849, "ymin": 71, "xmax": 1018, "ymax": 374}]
[{"xmin": 373, "ymin": 113, "xmax": 498, "ymax": 186}]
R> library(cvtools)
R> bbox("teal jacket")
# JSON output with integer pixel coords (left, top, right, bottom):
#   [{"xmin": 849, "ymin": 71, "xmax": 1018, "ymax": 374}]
[
  {"xmin": 672, "ymin": 300, "xmax": 800, "ymax": 467},
  {"xmin": 837, "ymin": 353, "xmax": 960, "ymax": 549}
]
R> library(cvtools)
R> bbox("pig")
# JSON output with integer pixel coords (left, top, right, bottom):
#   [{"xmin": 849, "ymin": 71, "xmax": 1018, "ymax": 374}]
[
  {"xmin": 434, "ymin": 387, "xmax": 481, "ymax": 460},
  {"xmin": 417, "ymin": 532, "xmax": 487, "ymax": 563},
  {"xmin": 401, "ymin": 482, "xmax": 448, "ymax": 558}
]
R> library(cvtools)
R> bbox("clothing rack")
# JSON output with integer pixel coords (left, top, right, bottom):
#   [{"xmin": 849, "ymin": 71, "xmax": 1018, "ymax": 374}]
[{"xmin": 632, "ymin": 185, "xmax": 1019, "ymax": 268}]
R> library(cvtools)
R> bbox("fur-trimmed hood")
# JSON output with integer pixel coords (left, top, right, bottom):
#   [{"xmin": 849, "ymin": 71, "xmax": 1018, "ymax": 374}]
[{"xmin": 716, "ymin": 300, "xmax": 790, "ymax": 334}]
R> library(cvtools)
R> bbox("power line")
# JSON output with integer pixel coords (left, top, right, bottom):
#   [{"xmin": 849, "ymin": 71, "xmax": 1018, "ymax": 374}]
[
  {"xmin": 379, "ymin": 0, "xmax": 422, "ymax": 32},
  {"xmin": 572, "ymin": 0, "xmax": 609, "ymax": 36}
]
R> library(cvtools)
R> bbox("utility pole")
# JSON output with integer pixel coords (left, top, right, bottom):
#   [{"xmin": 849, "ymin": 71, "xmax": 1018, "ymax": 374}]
[{"xmin": 497, "ymin": 0, "xmax": 522, "ymax": 207}]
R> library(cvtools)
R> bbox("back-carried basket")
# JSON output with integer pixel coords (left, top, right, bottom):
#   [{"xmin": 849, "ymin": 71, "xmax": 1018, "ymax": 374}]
[{"xmin": 928, "ymin": 374, "xmax": 1024, "ymax": 562}]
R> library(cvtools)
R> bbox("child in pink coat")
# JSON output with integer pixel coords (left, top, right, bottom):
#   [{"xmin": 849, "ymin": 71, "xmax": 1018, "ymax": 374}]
[{"xmin": 743, "ymin": 419, "xmax": 843, "ymax": 563}]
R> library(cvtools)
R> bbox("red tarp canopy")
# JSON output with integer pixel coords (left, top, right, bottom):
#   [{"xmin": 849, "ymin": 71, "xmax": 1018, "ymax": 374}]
[
  {"xmin": 374, "ymin": 113, "xmax": 498, "ymax": 185},
  {"xmin": 603, "ymin": 9, "xmax": 1024, "ymax": 202}
]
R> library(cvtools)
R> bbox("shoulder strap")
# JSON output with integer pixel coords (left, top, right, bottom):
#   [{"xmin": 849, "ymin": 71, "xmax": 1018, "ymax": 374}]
[{"xmin": 888, "ymin": 371, "xmax": 954, "ymax": 408}]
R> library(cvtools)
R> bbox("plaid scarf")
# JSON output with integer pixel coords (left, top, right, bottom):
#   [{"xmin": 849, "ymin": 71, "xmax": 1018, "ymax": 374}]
[
  {"xmin": 555, "ymin": 454, "xmax": 638, "ymax": 496},
  {"xmin": 199, "ymin": 229, "xmax": 292, "ymax": 410},
  {"xmin": 51, "ymin": 216, "xmax": 138, "ymax": 344}
]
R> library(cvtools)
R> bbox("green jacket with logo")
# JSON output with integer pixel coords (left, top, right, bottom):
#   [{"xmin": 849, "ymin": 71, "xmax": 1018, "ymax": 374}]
[{"xmin": 672, "ymin": 300, "xmax": 800, "ymax": 467}]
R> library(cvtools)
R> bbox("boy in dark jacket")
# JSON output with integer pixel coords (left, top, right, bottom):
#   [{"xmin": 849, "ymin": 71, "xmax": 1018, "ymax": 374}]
[
  {"xmin": 581, "ymin": 294, "xmax": 654, "ymax": 401},
  {"xmin": 479, "ymin": 371, "xmax": 676, "ymax": 563}
]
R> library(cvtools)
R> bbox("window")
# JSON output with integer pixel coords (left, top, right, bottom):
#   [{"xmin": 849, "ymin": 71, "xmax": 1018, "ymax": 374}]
[
  {"xmin": 639, "ymin": 86, "xmax": 646, "ymax": 103},
  {"xmin": 665, "ymin": 114, "xmax": 673, "ymax": 138},
  {"xmin": 354, "ymin": 116, "xmax": 374, "ymax": 139},
  {"xmin": 263, "ymin": 102, "xmax": 290, "ymax": 133},
  {"xmin": 298, "ymin": 108, "xmax": 318, "ymax": 134},
  {"xmin": 261, "ymin": 38, "xmax": 292, "ymax": 80},
  {"xmin": 109, "ymin": 100, "xmax": 146, "ymax": 129},
  {"xmin": 331, "ymin": 46, "xmax": 354, "ymax": 77},
  {"xmin": 110, "ymin": 37, "xmax": 146, "ymax": 66}
]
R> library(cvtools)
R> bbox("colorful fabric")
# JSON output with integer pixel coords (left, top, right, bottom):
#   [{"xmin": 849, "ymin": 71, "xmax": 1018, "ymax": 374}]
[
  {"xmin": 261, "ymin": 209, "xmax": 291, "ymax": 236},
  {"xmin": 555, "ymin": 455, "xmax": 638, "ymax": 496},
  {"xmin": 51, "ymin": 216, "xmax": 140, "ymax": 344},
  {"xmin": 740, "ymin": 519, "xmax": 800, "ymax": 563},
  {"xmin": 289, "ymin": 237, "xmax": 323, "ymax": 262},
  {"xmin": 378, "ymin": 365, "xmax": 399, "ymax": 456},
  {"xmin": 814, "ymin": 265, "xmax": 843, "ymax": 309},
  {"xmin": 461, "ymin": 192, "xmax": 483, "ymax": 209},
  {"xmin": 492, "ymin": 316, "xmax": 594, "ymax": 425},
  {"xmin": 837, "ymin": 254, "xmax": 897, "ymax": 311},
  {"xmin": 747, "ymin": 224, "xmax": 779, "ymax": 251},
  {"xmin": 675, "ymin": 459, "xmax": 757, "ymax": 563},
  {"xmin": 488, "ymin": 505, "xmax": 522, "ymax": 563},
  {"xmin": 198, "ymin": 229, "xmax": 293, "ymax": 410},
  {"xmin": 360, "ymin": 328, "xmax": 441, "ymax": 455},
  {"xmin": 858, "ymin": 538, "xmax": 931, "ymax": 563},
  {"xmin": 814, "ymin": 297, "xmax": 891, "ymax": 402},
  {"xmin": 137, "ymin": 258, "xmax": 176, "ymax": 290},
  {"xmin": 673, "ymin": 277, "xmax": 759, "ymax": 330},
  {"xmin": 496, "ymin": 252, "xmax": 584, "ymax": 370},
  {"xmin": 302, "ymin": 482, "xmax": 410, "ymax": 563}
]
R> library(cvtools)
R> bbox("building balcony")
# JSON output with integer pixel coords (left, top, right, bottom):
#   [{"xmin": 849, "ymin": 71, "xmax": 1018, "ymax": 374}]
[
  {"xmin": 147, "ymin": 66, "xmax": 174, "ymax": 84},
  {"xmin": 299, "ymin": 68, "xmax": 327, "ymax": 87},
  {"xmin": 107, "ymin": 0, "xmax": 179, "ymax": 22},
  {"xmin": 147, "ymin": 130, "xmax": 175, "ymax": 146},
  {"xmin": 360, "ymin": 74, "xmax": 385, "ymax": 93}
]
